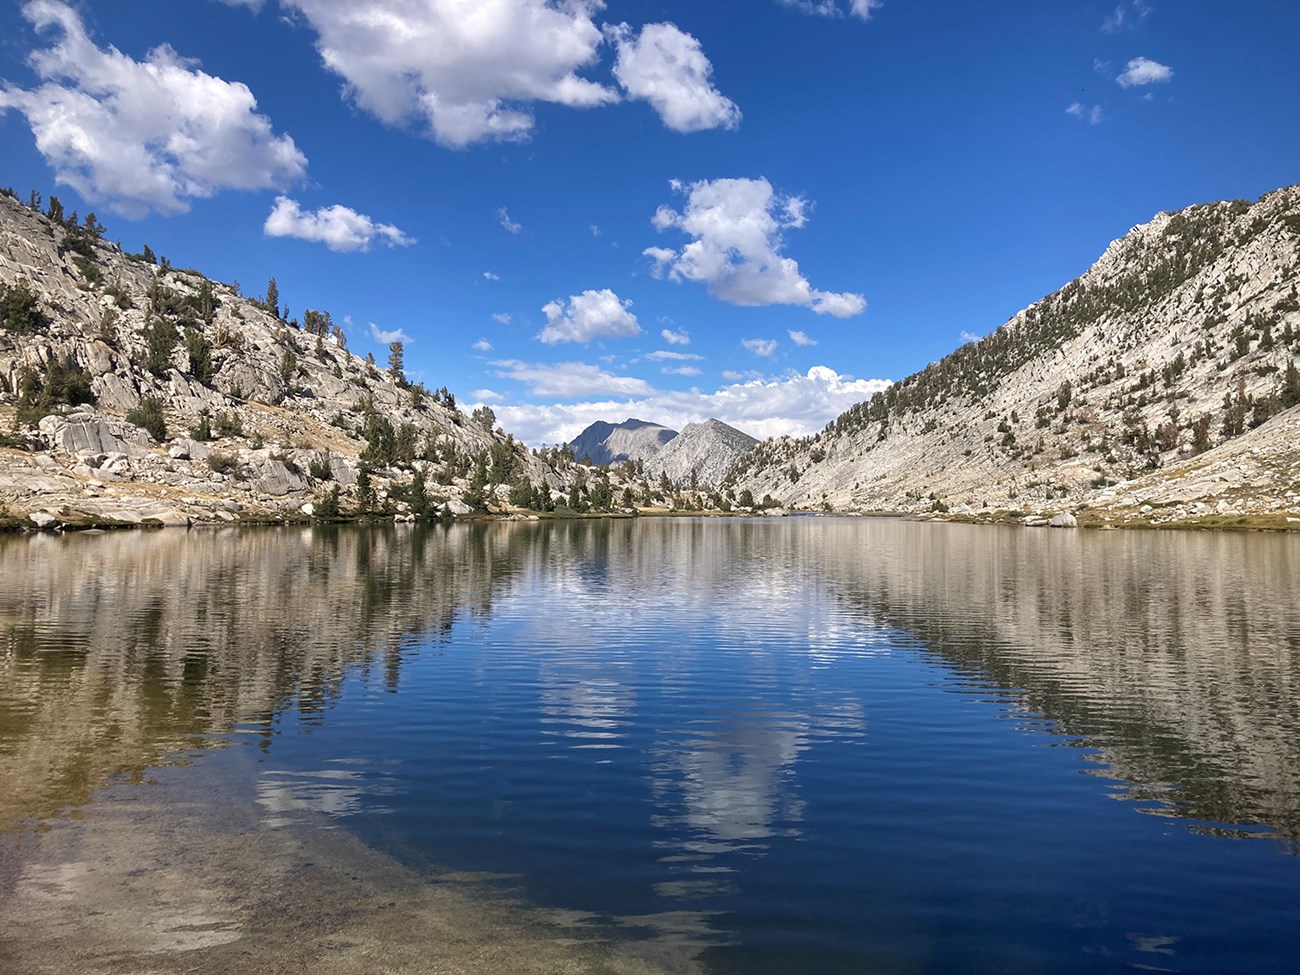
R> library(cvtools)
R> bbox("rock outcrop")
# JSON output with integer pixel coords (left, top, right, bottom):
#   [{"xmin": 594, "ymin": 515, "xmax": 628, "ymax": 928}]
[
  {"xmin": 567, "ymin": 418, "xmax": 678, "ymax": 466},
  {"xmin": 645, "ymin": 418, "xmax": 757, "ymax": 488},
  {"xmin": 728, "ymin": 186, "xmax": 1300, "ymax": 526},
  {"xmin": 0, "ymin": 192, "xmax": 665, "ymax": 524}
]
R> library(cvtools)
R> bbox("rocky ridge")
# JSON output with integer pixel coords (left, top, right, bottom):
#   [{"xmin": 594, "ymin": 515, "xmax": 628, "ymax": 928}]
[
  {"xmin": 567, "ymin": 417, "xmax": 678, "ymax": 467},
  {"xmin": 728, "ymin": 186, "xmax": 1300, "ymax": 527},
  {"xmin": 645, "ymin": 418, "xmax": 758, "ymax": 488},
  {"xmin": 0, "ymin": 192, "xmax": 668, "ymax": 526}
]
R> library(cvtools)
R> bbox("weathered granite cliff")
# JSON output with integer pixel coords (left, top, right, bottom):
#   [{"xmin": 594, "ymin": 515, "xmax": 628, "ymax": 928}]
[
  {"xmin": 645, "ymin": 418, "xmax": 757, "ymax": 488},
  {"xmin": 728, "ymin": 186, "xmax": 1300, "ymax": 527},
  {"xmin": 0, "ymin": 191, "xmax": 623, "ymax": 526},
  {"xmin": 567, "ymin": 418, "xmax": 678, "ymax": 467}
]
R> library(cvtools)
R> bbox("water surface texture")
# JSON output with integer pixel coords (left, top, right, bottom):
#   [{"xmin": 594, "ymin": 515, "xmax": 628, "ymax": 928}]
[{"xmin": 2, "ymin": 519, "xmax": 1299, "ymax": 973}]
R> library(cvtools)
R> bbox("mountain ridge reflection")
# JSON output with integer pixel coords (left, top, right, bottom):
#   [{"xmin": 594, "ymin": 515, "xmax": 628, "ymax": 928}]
[
  {"xmin": 3, "ymin": 520, "xmax": 1297, "ymax": 846},
  {"xmin": 2, "ymin": 518, "xmax": 1298, "ymax": 974}
]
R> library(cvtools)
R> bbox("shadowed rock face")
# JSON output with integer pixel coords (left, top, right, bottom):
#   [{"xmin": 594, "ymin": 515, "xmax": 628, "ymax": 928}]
[
  {"xmin": 568, "ymin": 418, "xmax": 678, "ymax": 466},
  {"xmin": 646, "ymin": 419, "xmax": 758, "ymax": 488}
]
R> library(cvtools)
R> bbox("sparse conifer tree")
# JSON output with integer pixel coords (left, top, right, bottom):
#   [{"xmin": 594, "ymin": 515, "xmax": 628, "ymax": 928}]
[{"xmin": 388, "ymin": 340, "xmax": 405, "ymax": 383}]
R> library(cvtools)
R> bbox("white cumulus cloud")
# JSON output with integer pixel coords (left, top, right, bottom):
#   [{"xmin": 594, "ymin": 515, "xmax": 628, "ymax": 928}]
[
  {"xmin": 483, "ymin": 271, "xmax": 501, "ymax": 281},
  {"xmin": 646, "ymin": 177, "xmax": 866, "ymax": 317},
  {"xmin": 497, "ymin": 207, "xmax": 522, "ymax": 233},
  {"xmin": 370, "ymin": 322, "xmax": 411, "ymax": 344},
  {"xmin": 0, "ymin": 0, "xmax": 306, "ymax": 217},
  {"xmin": 492, "ymin": 312, "xmax": 513, "ymax": 325},
  {"xmin": 788, "ymin": 329, "xmax": 817, "ymax": 346},
  {"xmin": 538, "ymin": 289, "xmax": 641, "ymax": 345},
  {"xmin": 661, "ymin": 327, "xmax": 691, "ymax": 345},
  {"xmin": 742, "ymin": 338, "xmax": 778, "ymax": 357},
  {"xmin": 491, "ymin": 365, "xmax": 891, "ymax": 445},
  {"xmin": 281, "ymin": 0, "xmax": 617, "ymax": 148},
  {"xmin": 491, "ymin": 359, "xmax": 654, "ymax": 399},
  {"xmin": 646, "ymin": 350, "xmax": 703, "ymax": 361},
  {"xmin": 1066, "ymin": 102, "xmax": 1104, "ymax": 125},
  {"xmin": 281, "ymin": 1, "xmax": 737, "ymax": 146},
  {"xmin": 608, "ymin": 22, "xmax": 739, "ymax": 133},
  {"xmin": 473, "ymin": 338, "xmax": 494, "ymax": 352},
  {"xmin": 1117, "ymin": 57, "xmax": 1173, "ymax": 88},
  {"xmin": 1102, "ymin": 0, "xmax": 1151, "ymax": 33},
  {"xmin": 264, "ymin": 196, "xmax": 413, "ymax": 252},
  {"xmin": 662, "ymin": 365, "xmax": 701, "ymax": 377},
  {"xmin": 777, "ymin": 0, "xmax": 882, "ymax": 20}
]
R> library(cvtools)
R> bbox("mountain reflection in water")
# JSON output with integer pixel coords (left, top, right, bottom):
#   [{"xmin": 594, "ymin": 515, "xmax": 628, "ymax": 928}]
[{"xmin": 1, "ymin": 519, "xmax": 1297, "ymax": 973}]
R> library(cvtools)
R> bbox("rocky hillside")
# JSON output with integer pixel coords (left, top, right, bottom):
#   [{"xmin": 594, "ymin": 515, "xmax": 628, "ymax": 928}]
[
  {"xmin": 728, "ymin": 186, "xmax": 1300, "ymax": 526},
  {"xmin": 567, "ymin": 417, "xmax": 677, "ymax": 466},
  {"xmin": 646, "ymin": 418, "xmax": 757, "ymax": 488},
  {"xmin": 0, "ymin": 190, "xmax": 671, "ymax": 526}
]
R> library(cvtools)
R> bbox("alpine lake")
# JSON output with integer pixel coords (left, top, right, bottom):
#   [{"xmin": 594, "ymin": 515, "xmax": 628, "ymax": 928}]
[{"xmin": 1, "ymin": 517, "xmax": 1298, "ymax": 974}]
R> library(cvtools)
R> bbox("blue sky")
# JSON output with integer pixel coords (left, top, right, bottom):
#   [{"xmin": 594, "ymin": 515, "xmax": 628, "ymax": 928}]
[{"xmin": 1, "ymin": 0, "xmax": 1297, "ymax": 444}]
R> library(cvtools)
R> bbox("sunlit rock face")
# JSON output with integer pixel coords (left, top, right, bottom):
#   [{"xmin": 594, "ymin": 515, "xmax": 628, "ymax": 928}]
[
  {"xmin": 0, "ymin": 192, "xmax": 586, "ymax": 523},
  {"xmin": 646, "ymin": 418, "xmax": 758, "ymax": 489},
  {"xmin": 729, "ymin": 186, "xmax": 1300, "ymax": 522}
]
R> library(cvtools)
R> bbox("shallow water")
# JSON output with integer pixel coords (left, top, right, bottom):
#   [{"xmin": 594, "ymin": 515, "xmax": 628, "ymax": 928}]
[{"xmin": 1, "ymin": 519, "xmax": 1298, "ymax": 973}]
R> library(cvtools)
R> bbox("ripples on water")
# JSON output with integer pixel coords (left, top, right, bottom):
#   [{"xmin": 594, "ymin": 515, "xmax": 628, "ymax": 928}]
[{"xmin": 1, "ymin": 519, "xmax": 1299, "ymax": 973}]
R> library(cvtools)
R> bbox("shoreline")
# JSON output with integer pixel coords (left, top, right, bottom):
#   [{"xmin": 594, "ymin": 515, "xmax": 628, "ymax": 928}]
[{"xmin": 4, "ymin": 507, "xmax": 1298, "ymax": 534}]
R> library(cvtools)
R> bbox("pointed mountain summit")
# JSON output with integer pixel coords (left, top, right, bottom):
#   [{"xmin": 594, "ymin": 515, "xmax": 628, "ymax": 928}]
[
  {"xmin": 567, "ymin": 418, "xmax": 677, "ymax": 466},
  {"xmin": 645, "ymin": 418, "xmax": 758, "ymax": 488}
]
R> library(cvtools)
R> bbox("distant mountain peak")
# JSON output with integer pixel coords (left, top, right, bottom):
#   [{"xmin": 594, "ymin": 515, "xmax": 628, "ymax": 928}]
[
  {"xmin": 646, "ymin": 418, "xmax": 758, "ymax": 488},
  {"xmin": 568, "ymin": 417, "xmax": 677, "ymax": 466}
]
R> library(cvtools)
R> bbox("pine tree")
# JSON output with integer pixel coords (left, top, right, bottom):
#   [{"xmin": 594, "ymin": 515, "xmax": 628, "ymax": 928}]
[
  {"xmin": 388, "ymin": 341, "xmax": 405, "ymax": 383},
  {"xmin": 266, "ymin": 277, "xmax": 280, "ymax": 318},
  {"xmin": 144, "ymin": 318, "xmax": 179, "ymax": 375},
  {"xmin": 0, "ymin": 281, "xmax": 48, "ymax": 335},
  {"xmin": 315, "ymin": 485, "xmax": 341, "ymax": 520},
  {"xmin": 355, "ymin": 468, "xmax": 374, "ymax": 513},
  {"xmin": 410, "ymin": 469, "xmax": 429, "ymax": 517},
  {"xmin": 1282, "ymin": 360, "xmax": 1300, "ymax": 409},
  {"xmin": 196, "ymin": 279, "xmax": 216, "ymax": 325},
  {"xmin": 508, "ymin": 478, "xmax": 535, "ymax": 509},
  {"xmin": 183, "ymin": 327, "xmax": 214, "ymax": 384},
  {"xmin": 279, "ymin": 348, "xmax": 298, "ymax": 384}
]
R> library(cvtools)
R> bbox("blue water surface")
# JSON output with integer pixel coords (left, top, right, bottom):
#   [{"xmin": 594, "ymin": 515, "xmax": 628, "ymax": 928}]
[
  {"xmin": 238, "ymin": 519, "xmax": 1300, "ymax": 974},
  {"xmin": 3, "ymin": 518, "xmax": 1298, "ymax": 973}
]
